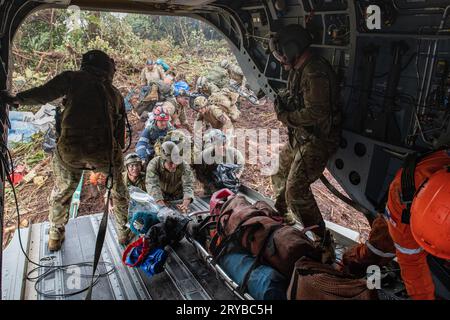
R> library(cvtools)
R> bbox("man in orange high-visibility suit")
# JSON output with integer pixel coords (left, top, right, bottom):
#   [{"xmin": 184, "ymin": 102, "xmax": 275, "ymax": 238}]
[
  {"xmin": 384, "ymin": 149, "xmax": 450, "ymax": 300},
  {"xmin": 342, "ymin": 149, "xmax": 450, "ymax": 300}
]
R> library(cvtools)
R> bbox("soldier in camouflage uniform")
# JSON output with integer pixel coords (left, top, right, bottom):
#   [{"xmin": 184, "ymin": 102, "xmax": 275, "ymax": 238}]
[
  {"xmin": 205, "ymin": 62, "xmax": 229, "ymax": 90},
  {"xmin": 123, "ymin": 153, "xmax": 146, "ymax": 191},
  {"xmin": 145, "ymin": 141, "xmax": 195, "ymax": 213},
  {"xmin": 269, "ymin": 25, "xmax": 342, "ymax": 258},
  {"xmin": 193, "ymin": 96, "xmax": 233, "ymax": 133},
  {"xmin": 162, "ymin": 81, "xmax": 191, "ymax": 131},
  {"xmin": 153, "ymin": 128, "xmax": 188, "ymax": 153},
  {"xmin": 3, "ymin": 50, "xmax": 131, "ymax": 250},
  {"xmin": 194, "ymin": 129, "xmax": 245, "ymax": 194},
  {"xmin": 220, "ymin": 59, "xmax": 246, "ymax": 87},
  {"xmin": 195, "ymin": 76, "xmax": 220, "ymax": 96}
]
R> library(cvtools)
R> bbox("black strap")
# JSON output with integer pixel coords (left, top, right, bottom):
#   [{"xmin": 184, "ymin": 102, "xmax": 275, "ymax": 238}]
[
  {"xmin": 85, "ymin": 182, "xmax": 112, "ymax": 300},
  {"xmin": 400, "ymin": 153, "xmax": 418, "ymax": 225},
  {"xmin": 238, "ymin": 224, "xmax": 282, "ymax": 296}
]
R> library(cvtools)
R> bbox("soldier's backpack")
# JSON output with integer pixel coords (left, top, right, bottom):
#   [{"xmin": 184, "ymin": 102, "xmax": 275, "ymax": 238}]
[
  {"xmin": 210, "ymin": 194, "xmax": 323, "ymax": 278},
  {"xmin": 57, "ymin": 71, "xmax": 122, "ymax": 170},
  {"xmin": 287, "ymin": 257, "xmax": 378, "ymax": 300}
]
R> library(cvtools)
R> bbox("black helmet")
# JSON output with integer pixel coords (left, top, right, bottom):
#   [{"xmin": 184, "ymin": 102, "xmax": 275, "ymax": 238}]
[
  {"xmin": 269, "ymin": 24, "xmax": 313, "ymax": 64},
  {"xmin": 81, "ymin": 50, "xmax": 115, "ymax": 75}
]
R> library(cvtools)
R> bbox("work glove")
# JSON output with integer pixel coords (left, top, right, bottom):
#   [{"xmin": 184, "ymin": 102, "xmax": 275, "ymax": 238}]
[
  {"xmin": 0, "ymin": 90, "xmax": 19, "ymax": 107},
  {"xmin": 275, "ymin": 89, "xmax": 298, "ymax": 113}
]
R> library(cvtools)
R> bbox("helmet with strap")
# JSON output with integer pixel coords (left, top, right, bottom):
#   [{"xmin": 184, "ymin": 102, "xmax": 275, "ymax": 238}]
[
  {"xmin": 269, "ymin": 24, "xmax": 313, "ymax": 65},
  {"xmin": 410, "ymin": 166, "xmax": 450, "ymax": 259},
  {"xmin": 153, "ymin": 105, "xmax": 170, "ymax": 121}
]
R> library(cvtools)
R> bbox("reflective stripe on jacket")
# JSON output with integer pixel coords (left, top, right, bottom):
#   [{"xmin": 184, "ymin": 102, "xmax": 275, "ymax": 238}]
[{"xmin": 385, "ymin": 150, "xmax": 450, "ymax": 300}]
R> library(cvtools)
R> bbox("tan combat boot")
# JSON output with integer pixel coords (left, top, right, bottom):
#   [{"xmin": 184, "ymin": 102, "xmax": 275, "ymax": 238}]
[
  {"xmin": 48, "ymin": 225, "xmax": 65, "ymax": 251},
  {"xmin": 320, "ymin": 230, "xmax": 336, "ymax": 264},
  {"xmin": 283, "ymin": 211, "xmax": 297, "ymax": 226}
]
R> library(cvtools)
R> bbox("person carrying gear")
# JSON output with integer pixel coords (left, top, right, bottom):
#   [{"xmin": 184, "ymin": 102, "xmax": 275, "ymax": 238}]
[
  {"xmin": 136, "ymin": 105, "xmax": 174, "ymax": 164},
  {"xmin": 140, "ymin": 58, "xmax": 165, "ymax": 102},
  {"xmin": 220, "ymin": 59, "xmax": 246, "ymax": 87},
  {"xmin": 208, "ymin": 88, "xmax": 241, "ymax": 122},
  {"xmin": 0, "ymin": 50, "xmax": 131, "ymax": 250},
  {"xmin": 145, "ymin": 141, "xmax": 195, "ymax": 214},
  {"xmin": 194, "ymin": 129, "xmax": 245, "ymax": 194},
  {"xmin": 161, "ymin": 81, "xmax": 191, "ymax": 131},
  {"xmin": 269, "ymin": 24, "xmax": 342, "ymax": 260},
  {"xmin": 123, "ymin": 152, "xmax": 146, "ymax": 191},
  {"xmin": 194, "ymin": 96, "xmax": 234, "ymax": 133},
  {"xmin": 205, "ymin": 62, "xmax": 229, "ymax": 90},
  {"xmin": 195, "ymin": 76, "xmax": 220, "ymax": 96},
  {"xmin": 391, "ymin": 149, "xmax": 450, "ymax": 300},
  {"xmin": 153, "ymin": 129, "xmax": 190, "ymax": 161}
]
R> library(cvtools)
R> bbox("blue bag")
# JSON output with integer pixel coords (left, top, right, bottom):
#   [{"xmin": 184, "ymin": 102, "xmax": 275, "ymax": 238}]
[
  {"xmin": 219, "ymin": 252, "xmax": 287, "ymax": 300},
  {"xmin": 123, "ymin": 238, "xmax": 168, "ymax": 278},
  {"xmin": 129, "ymin": 211, "xmax": 160, "ymax": 236}
]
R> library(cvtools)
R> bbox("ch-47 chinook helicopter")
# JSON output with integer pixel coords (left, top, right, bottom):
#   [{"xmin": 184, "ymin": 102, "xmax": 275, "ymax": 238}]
[{"xmin": 0, "ymin": 0, "xmax": 449, "ymax": 300}]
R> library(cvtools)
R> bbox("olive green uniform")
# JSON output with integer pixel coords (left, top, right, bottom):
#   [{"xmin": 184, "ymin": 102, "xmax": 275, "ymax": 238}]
[
  {"xmin": 123, "ymin": 171, "xmax": 146, "ymax": 192},
  {"xmin": 271, "ymin": 55, "xmax": 342, "ymax": 237},
  {"xmin": 145, "ymin": 156, "xmax": 195, "ymax": 202},
  {"xmin": 16, "ymin": 67, "xmax": 129, "ymax": 240}
]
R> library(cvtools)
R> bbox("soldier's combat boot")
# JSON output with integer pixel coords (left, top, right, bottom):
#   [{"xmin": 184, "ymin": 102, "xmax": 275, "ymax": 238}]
[
  {"xmin": 48, "ymin": 225, "xmax": 65, "ymax": 251},
  {"xmin": 283, "ymin": 211, "xmax": 297, "ymax": 225},
  {"xmin": 320, "ymin": 230, "xmax": 336, "ymax": 264},
  {"xmin": 118, "ymin": 228, "xmax": 134, "ymax": 246}
]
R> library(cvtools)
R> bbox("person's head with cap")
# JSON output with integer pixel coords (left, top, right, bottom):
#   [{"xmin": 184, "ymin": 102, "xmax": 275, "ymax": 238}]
[
  {"xmin": 124, "ymin": 152, "xmax": 143, "ymax": 181},
  {"xmin": 81, "ymin": 50, "xmax": 116, "ymax": 80},
  {"xmin": 161, "ymin": 141, "xmax": 182, "ymax": 172},
  {"xmin": 194, "ymin": 96, "xmax": 208, "ymax": 114},
  {"xmin": 269, "ymin": 24, "xmax": 313, "ymax": 70}
]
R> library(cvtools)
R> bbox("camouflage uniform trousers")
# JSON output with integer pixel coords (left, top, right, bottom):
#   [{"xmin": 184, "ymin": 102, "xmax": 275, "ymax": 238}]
[
  {"xmin": 49, "ymin": 151, "xmax": 129, "ymax": 240},
  {"xmin": 271, "ymin": 139, "xmax": 336, "ymax": 237}
]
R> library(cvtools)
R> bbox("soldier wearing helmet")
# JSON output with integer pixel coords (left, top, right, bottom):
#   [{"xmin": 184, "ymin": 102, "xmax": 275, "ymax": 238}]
[
  {"xmin": 194, "ymin": 129, "xmax": 244, "ymax": 194},
  {"xmin": 195, "ymin": 76, "xmax": 220, "ymax": 96},
  {"xmin": 209, "ymin": 88, "xmax": 241, "ymax": 122},
  {"xmin": 161, "ymin": 81, "xmax": 191, "ymax": 131},
  {"xmin": 145, "ymin": 141, "xmax": 195, "ymax": 213},
  {"xmin": 136, "ymin": 105, "xmax": 174, "ymax": 164},
  {"xmin": 220, "ymin": 59, "xmax": 246, "ymax": 87},
  {"xmin": 342, "ymin": 149, "xmax": 450, "ymax": 300},
  {"xmin": 269, "ymin": 24, "xmax": 342, "ymax": 261},
  {"xmin": 153, "ymin": 129, "xmax": 190, "ymax": 162},
  {"xmin": 0, "ymin": 50, "xmax": 131, "ymax": 249},
  {"xmin": 194, "ymin": 96, "xmax": 233, "ymax": 134},
  {"xmin": 123, "ymin": 152, "xmax": 146, "ymax": 191},
  {"xmin": 205, "ymin": 62, "xmax": 228, "ymax": 91}
]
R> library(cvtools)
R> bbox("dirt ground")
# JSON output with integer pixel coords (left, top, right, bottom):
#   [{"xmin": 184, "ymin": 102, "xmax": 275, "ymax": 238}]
[{"xmin": 2, "ymin": 96, "xmax": 370, "ymax": 248}]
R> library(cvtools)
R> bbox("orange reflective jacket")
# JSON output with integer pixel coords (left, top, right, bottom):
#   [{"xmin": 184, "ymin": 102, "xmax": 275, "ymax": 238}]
[{"xmin": 385, "ymin": 150, "xmax": 450, "ymax": 300}]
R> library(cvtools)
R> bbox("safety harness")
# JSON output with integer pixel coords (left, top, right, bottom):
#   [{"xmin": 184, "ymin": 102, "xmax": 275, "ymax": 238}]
[{"xmin": 400, "ymin": 153, "xmax": 418, "ymax": 225}]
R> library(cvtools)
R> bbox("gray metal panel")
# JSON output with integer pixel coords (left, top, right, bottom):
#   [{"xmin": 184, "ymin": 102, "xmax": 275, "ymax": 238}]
[{"xmin": 1, "ymin": 228, "xmax": 30, "ymax": 300}]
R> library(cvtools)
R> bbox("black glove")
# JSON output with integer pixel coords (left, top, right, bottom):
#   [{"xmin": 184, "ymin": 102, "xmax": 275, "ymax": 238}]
[
  {"xmin": 0, "ymin": 91, "xmax": 19, "ymax": 107},
  {"xmin": 275, "ymin": 89, "xmax": 298, "ymax": 113}
]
